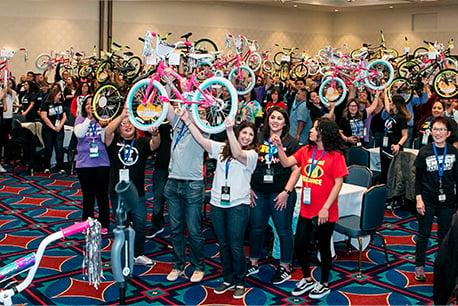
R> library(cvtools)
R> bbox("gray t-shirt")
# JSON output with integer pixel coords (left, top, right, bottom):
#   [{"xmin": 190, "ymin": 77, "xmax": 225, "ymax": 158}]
[{"xmin": 168, "ymin": 116, "xmax": 205, "ymax": 180}]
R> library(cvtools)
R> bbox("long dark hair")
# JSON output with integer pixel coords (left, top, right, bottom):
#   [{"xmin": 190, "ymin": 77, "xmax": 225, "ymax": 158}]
[
  {"xmin": 80, "ymin": 95, "xmax": 93, "ymax": 118},
  {"xmin": 308, "ymin": 117, "xmax": 347, "ymax": 155},
  {"xmin": 261, "ymin": 106, "xmax": 290, "ymax": 140},
  {"xmin": 391, "ymin": 95, "xmax": 411, "ymax": 121},
  {"xmin": 45, "ymin": 87, "xmax": 61, "ymax": 104},
  {"xmin": 220, "ymin": 121, "xmax": 258, "ymax": 160},
  {"xmin": 267, "ymin": 87, "xmax": 283, "ymax": 104},
  {"xmin": 342, "ymin": 98, "xmax": 364, "ymax": 120}
]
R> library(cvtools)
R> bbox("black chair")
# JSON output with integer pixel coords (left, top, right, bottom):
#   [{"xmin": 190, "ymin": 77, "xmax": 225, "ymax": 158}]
[
  {"xmin": 334, "ymin": 184, "xmax": 389, "ymax": 278},
  {"xmin": 344, "ymin": 165, "xmax": 373, "ymax": 188},
  {"xmin": 347, "ymin": 146, "xmax": 370, "ymax": 168}
]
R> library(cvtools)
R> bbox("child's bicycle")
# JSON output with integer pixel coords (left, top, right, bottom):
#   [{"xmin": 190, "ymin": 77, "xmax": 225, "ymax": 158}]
[
  {"xmin": 0, "ymin": 218, "xmax": 102, "ymax": 306},
  {"xmin": 126, "ymin": 60, "xmax": 238, "ymax": 134},
  {"xmin": 0, "ymin": 48, "xmax": 28, "ymax": 88}
]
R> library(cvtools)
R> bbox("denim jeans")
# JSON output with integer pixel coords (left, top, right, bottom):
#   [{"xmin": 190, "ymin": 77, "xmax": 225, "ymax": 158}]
[
  {"xmin": 415, "ymin": 197, "xmax": 455, "ymax": 266},
  {"xmin": 151, "ymin": 167, "xmax": 168, "ymax": 231},
  {"xmin": 212, "ymin": 204, "xmax": 250, "ymax": 286},
  {"xmin": 110, "ymin": 194, "xmax": 146, "ymax": 257},
  {"xmin": 164, "ymin": 178, "xmax": 205, "ymax": 271},
  {"xmin": 42, "ymin": 126, "xmax": 64, "ymax": 170},
  {"xmin": 249, "ymin": 190, "xmax": 296, "ymax": 265}
]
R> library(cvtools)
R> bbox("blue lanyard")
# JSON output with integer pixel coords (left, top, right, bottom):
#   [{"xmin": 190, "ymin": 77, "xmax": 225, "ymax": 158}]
[
  {"xmin": 89, "ymin": 121, "xmax": 98, "ymax": 141},
  {"xmin": 225, "ymin": 157, "xmax": 232, "ymax": 183},
  {"xmin": 173, "ymin": 124, "xmax": 188, "ymax": 150},
  {"xmin": 123, "ymin": 139, "xmax": 135, "ymax": 164},
  {"xmin": 52, "ymin": 103, "xmax": 61, "ymax": 120},
  {"xmin": 432, "ymin": 143, "xmax": 447, "ymax": 182},
  {"xmin": 307, "ymin": 147, "xmax": 326, "ymax": 178}
]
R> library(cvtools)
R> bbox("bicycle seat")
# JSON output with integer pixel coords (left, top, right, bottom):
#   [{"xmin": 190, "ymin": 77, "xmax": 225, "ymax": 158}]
[
  {"xmin": 75, "ymin": 52, "xmax": 83, "ymax": 57},
  {"xmin": 123, "ymin": 51, "xmax": 134, "ymax": 57},
  {"xmin": 180, "ymin": 32, "xmax": 193, "ymax": 40},
  {"xmin": 118, "ymin": 66, "xmax": 135, "ymax": 74}
]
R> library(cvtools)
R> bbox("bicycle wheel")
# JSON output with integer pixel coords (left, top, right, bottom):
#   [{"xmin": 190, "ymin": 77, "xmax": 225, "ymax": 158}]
[
  {"xmin": 262, "ymin": 59, "xmax": 274, "ymax": 73},
  {"xmin": 195, "ymin": 62, "xmax": 212, "ymax": 81},
  {"xmin": 444, "ymin": 57, "xmax": 458, "ymax": 70},
  {"xmin": 292, "ymin": 63, "xmax": 308, "ymax": 79},
  {"xmin": 123, "ymin": 56, "xmax": 142, "ymax": 80},
  {"xmin": 365, "ymin": 59, "xmax": 394, "ymax": 90},
  {"xmin": 279, "ymin": 63, "xmax": 289, "ymax": 81},
  {"xmin": 95, "ymin": 61, "xmax": 112, "ymax": 84},
  {"xmin": 228, "ymin": 65, "xmax": 255, "ymax": 95},
  {"xmin": 126, "ymin": 78, "xmax": 169, "ymax": 131},
  {"xmin": 318, "ymin": 76, "xmax": 347, "ymax": 106},
  {"xmin": 247, "ymin": 53, "xmax": 262, "ymax": 72},
  {"xmin": 273, "ymin": 52, "xmax": 285, "ymax": 66},
  {"xmin": 387, "ymin": 77, "xmax": 413, "ymax": 102},
  {"xmin": 433, "ymin": 69, "xmax": 458, "ymax": 99},
  {"xmin": 397, "ymin": 60, "xmax": 420, "ymax": 78},
  {"xmin": 35, "ymin": 53, "xmax": 52, "ymax": 70},
  {"xmin": 413, "ymin": 47, "xmax": 428, "ymax": 59},
  {"xmin": 92, "ymin": 83, "xmax": 123, "ymax": 123},
  {"xmin": 194, "ymin": 38, "xmax": 218, "ymax": 54},
  {"xmin": 350, "ymin": 48, "xmax": 362, "ymax": 60},
  {"xmin": 78, "ymin": 64, "xmax": 92, "ymax": 78},
  {"xmin": 191, "ymin": 76, "xmax": 238, "ymax": 134}
]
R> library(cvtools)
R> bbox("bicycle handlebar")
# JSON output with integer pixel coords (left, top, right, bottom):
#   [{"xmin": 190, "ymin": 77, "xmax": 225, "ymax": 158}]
[{"xmin": 0, "ymin": 254, "xmax": 35, "ymax": 284}]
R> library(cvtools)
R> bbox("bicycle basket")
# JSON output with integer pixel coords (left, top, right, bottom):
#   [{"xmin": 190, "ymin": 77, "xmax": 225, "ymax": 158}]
[{"xmin": 156, "ymin": 41, "xmax": 175, "ymax": 59}]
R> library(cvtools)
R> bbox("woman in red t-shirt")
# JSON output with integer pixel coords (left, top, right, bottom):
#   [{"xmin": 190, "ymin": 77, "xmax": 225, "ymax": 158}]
[
  {"xmin": 272, "ymin": 117, "xmax": 348, "ymax": 299},
  {"xmin": 265, "ymin": 87, "xmax": 287, "ymax": 112}
]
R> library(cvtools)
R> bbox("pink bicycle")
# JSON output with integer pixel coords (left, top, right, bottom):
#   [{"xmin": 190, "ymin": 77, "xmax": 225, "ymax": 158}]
[{"xmin": 0, "ymin": 48, "xmax": 27, "ymax": 88}]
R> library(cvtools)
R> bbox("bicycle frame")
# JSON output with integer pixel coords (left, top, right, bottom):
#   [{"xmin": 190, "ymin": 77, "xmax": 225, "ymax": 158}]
[{"xmin": 0, "ymin": 48, "xmax": 27, "ymax": 87}]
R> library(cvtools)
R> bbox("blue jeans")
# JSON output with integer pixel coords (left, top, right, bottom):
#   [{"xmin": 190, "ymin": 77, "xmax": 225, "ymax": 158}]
[
  {"xmin": 110, "ymin": 194, "xmax": 146, "ymax": 257},
  {"xmin": 212, "ymin": 204, "xmax": 250, "ymax": 286},
  {"xmin": 151, "ymin": 166, "xmax": 168, "ymax": 230},
  {"xmin": 249, "ymin": 190, "xmax": 296, "ymax": 264},
  {"xmin": 164, "ymin": 179, "xmax": 205, "ymax": 271}
]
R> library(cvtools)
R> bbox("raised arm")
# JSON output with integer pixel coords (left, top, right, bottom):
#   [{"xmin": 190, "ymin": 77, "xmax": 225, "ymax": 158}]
[
  {"xmin": 225, "ymin": 117, "xmax": 248, "ymax": 165},
  {"xmin": 104, "ymin": 107, "xmax": 128, "ymax": 147},
  {"xmin": 383, "ymin": 87, "xmax": 391, "ymax": 113},
  {"xmin": 180, "ymin": 108, "xmax": 212, "ymax": 154},
  {"xmin": 270, "ymin": 134, "xmax": 298, "ymax": 168},
  {"xmin": 365, "ymin": 91, "xmax": 380, "ymax": 116},
  {"xmin": 147, "ymin": 126, "xmax": 161, "ymax": 151}
]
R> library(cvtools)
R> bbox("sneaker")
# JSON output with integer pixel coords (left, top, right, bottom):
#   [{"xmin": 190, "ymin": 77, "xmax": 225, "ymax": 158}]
[
  {"xmin": 58, "ymin": 169, "xmax": 66, "ymax": 175},
  {"xmin": 134, "ymin": 255, "xmax": 156, "ymax": 266},
  {"xmin": 190, "ymin": 270, "xmax": 204, "ymax": 283},
  {"xmin": 167, "ymin": 269, "xmax": 185, "ymax": 282},
  {"xmin": 214, "ymin": 282, "xmax": 234, "ymax": 294},
  {"xmin": 414, "ymin": 266, "xmax": 426, "ymax": 282},
  {"xmin": 271, "ymin": 265, "xmax": 291, "ymax": 284},
  {"xmin": 44, "ymin": 169, "xmax": 51, "ymax": 174},
  {"xmin": 308, "ymin": 282, "xmax": 330, "ymax": 299},
  {"xmin": 101, "ymin": 228, "xmax": 108, "ymax": 235},
  {"xmin": 291, "ymin": 278, "xmax": 315, "ymax": 296},
  {"xmin": 0, "ymin": 164, "xmax": 6, "ymax": 173},
  {"xmin": 233, "ymin": 286, "xmax": 245, "ymax": 299},
  {"xmin": 246, "ymin": 262, "xmax": 259, "ymax": 276},
  {"xmin": 146, "ymin": 227, "xmax": 164, "ymax": 238}
]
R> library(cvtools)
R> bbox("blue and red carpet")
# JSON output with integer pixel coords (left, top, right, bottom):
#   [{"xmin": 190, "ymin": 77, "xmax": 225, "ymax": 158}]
[{"xmin": 0, "ymin": 162, "xmax": 439, "ymax": 305}]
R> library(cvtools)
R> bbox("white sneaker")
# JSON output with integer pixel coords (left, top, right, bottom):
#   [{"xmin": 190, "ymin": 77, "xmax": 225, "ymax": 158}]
[
  {"xmin": 308, "ymin": 282, "xmax": 330, "ymax": 299},
  {"xmin": 134, "ymin": 255, "xmax": 155, "ymax": 266},
  {"xmin": 167, "ymin": 269, "xmax": 185, "ymax": 282},
  {"xmin": 0, "ymin": 164, "xmax": 6, "ymax": 173}
]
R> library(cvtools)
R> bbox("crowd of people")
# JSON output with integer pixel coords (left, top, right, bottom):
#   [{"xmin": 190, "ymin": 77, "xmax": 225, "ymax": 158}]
[{"xmin": 0, "ymin": 64, "xmax": 457, "ymax": 301}]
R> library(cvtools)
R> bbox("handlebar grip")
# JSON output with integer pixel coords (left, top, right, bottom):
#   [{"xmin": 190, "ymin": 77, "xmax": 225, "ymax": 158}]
[
  {"xmin": 61, "ymin": 220, "xmax": 90, "ymax": 238},
  {"xmin": 112, "ymin": 42, "xmax": 121, "ymax": 48}
]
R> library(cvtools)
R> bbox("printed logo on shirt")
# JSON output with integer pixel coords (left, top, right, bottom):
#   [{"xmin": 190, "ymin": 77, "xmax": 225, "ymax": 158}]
[
  {"xmin": 302, "ymin": 159, "xmax": 325, "ymax": 186},
  {"xmin": 48, "ymin": 105, "xmax": 63, "ymax": 117},
  {"xmin": 117, "ymin": 143, "xmax": 139, "ymax": 166},
  {"xmin": 425, "ymin": 154, "xmax": 456, "ymax": 172}
]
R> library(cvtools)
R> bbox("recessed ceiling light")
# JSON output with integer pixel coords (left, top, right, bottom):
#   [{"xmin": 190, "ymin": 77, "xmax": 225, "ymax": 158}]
[
  {"xmin": 293, "ymin": 4, "xmax": 297, "ymax": 7},
  {"xmin": 334, "ymin": 9, "xmax": 339, "ymax": 12},
  {"xmin": 389, "ymin": 5, "xmax": 393, "ymax": 8}
]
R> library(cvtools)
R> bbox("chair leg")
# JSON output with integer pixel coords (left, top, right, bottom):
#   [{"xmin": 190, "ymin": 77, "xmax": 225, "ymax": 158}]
[
  {"xmin": 346, "ymin": 237, "xmax": 352, "ymax": 255},
  {"xmin": 357, "ymin": 236, "xmax": 363, "ymax": 278},
  {"xmin": 375, "ymin": 231, "xmax": 389, "ymax": 266}
]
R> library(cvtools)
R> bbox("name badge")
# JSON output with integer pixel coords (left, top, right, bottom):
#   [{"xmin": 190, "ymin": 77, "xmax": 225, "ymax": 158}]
[
  {"xmin": 221, "ymin": 186, "xmax": 231, "ymax": 205},
  {"xmin": 263, "ymin": 167, "xmax": 274, "ymax": 183},
  {"xmin": 422, "ymin": 130, "xmax": 430, "ymax": 145},
  {"xmin": 356, "ymin": 141, "xmax": 362, "ymax": 147},
  {"xmin": 55, "ymin": 119, "xmax": 61, "ymax": 127},
  {"xmin": 302, "ymin": 187, "xmax": 311, "ymax": 205},
  {"xmin": 89, "ymin": 142, "xmax": 99, "ymax": 158},
  {"xmin": 119, "ymin": 169, "xmax": 130, "ymax": 182},
  {"xmin": 438, "ymin": 194, "xmax": 446, "ymax": 202},
  {"xmin": 382, "ymin": 136, "xmax": 389, "ymax": 148}
]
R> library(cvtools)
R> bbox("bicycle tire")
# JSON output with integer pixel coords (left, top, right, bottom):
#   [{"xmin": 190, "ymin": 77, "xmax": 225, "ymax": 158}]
[
  {"xmin": 318, "ymin": 76, "xmax": 347, "ymax": 106},
  {"xmin": 35, "ymin": 54, "xmax": 52, "ymax": 70},
  {"xmin": 262, "ymin": 59, "xmax": 274, "ymax": 73},
  {"xmin": 279, "ymin": 63, "xmax": 289, "ymax": 81},
  {"xmin": 292, "ymin": 63, "xmax": 308, "ymax": 79},
  {"xmin": 364, "ymin": 59, "xmax": 394, "ymax": 90},
  {"xmin": 444, "ymin": 57, "xmax": 458, "ymax": 70},
  {"xmin": 228, "ymin": 65, "xmax": 255, "ymax": 95},
  {"xmin": 92, "ymin": 83, "xmax": 123, "ymax": 123},
  {"xmin": 387, "ymin": 77, "xmax": 413, "ymax": 102},
  {"xmin": 273, "ymin": 51, "xmax": 285, "ymax": 66},
  {"xmin": 350, "ymin": 48, "xmax": 362, "ymax": 60},
  {"xmin": 413, "ymin": 47, "xmax": 428, "ymax": 59},
  {"xmin": 123, "ymin": 56, "xmax": 142, "ymax": 80},
  {"xmin": 195, "ymin": 62, "xmax": 212, "ymax": 81},
  {"xmin": 433, "ymin": 69, "xmax": 458, "ymax": 99},
  {"xmin": 194, "ymin": 38, "xmax": 218, "ymax": 54},
  {"xmin": 95, "ymin": 61, "xmax": 112, "ymax": 84},
  {"xmin": 398, "ymin": 60, "xmax": 420, "ymax": 78},
  {"xmin": 247, "ymin": 53, "xmax": 262, "ymax": 72},
  {"xmin": 191, "ymin": 76, "xmax": 238, "ymax": 134},
  {"xmin": 126, "ymin": 78, "xmax": 170, "ymax": 131},
  {"xmin": 78, "ymin": 64, "xmax": 92, "ymax": 78}
]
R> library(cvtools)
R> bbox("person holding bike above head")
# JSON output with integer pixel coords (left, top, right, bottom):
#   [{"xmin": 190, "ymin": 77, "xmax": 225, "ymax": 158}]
[
  {"xmin": 308, "ymin": 91, "xmax": 336, "ymax": 122},
  {"xmin": 271, "ymin": 117, "xmax": 348, "ymax": 299},
  {"xmin": 414, "ymin": 116, "xmax": 458, "ymax": 282},
  {"xmin": 247, "ymin": 106, "xmax": 300, "ymax": 285},
  {"xmin": 104, "ymin": 106, "xmax": 160, "ymax": 266},
  {"xmin": 181, "ymin": 110, "xmax": 258, "ymax": 299}
]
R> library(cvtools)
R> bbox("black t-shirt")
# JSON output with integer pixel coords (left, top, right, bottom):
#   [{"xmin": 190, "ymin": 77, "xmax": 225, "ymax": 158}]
[
  {"xmin": 309, "ymin": 104, "xmax": 328, "ymax": 122},
  {"xmin": 153, "ymin": 123, "xmax": 172, "ymax": 169},
  {"xmin": 415, "ymin": 143, "xmax": 457, "ymax": 206},
  {"xmin": 40, "ymin": 102, "xmax": 64, "ymax": 127},
  {"xmin": 418, "ymin": 116, "xmax": 458, "ymax": 147},
  {"xmin": 35, "ymin": 91, "xmax": 49, "ymax": 113},
  {"xmin": 21, "ymin": 92, "xmax": 37, "ymax": 121},
  {"xmin": 107, "ymin": 136, "xmax": 152, "ymax": 196},
  {"xmin": 382, "ymin": 113, "xmax": 407, "ymax": 154},
  {"xmin": 251, "ymin": 134, "xmax": 300, "ymax": 193},
  {"xmin": 339, "ymin": 110, "xmax": 368, "ymax": 139}
]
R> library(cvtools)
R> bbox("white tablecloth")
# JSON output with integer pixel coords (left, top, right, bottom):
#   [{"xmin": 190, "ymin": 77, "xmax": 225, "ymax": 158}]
[{"xmin": 367, "ymin": 147, "xmax": 419, "ymax": 172}]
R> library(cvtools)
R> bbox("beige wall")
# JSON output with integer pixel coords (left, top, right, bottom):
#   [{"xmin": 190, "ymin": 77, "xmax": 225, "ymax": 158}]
[{"xmin": 1, "ymin": 0, "xmax": 458, "ymax": 78}]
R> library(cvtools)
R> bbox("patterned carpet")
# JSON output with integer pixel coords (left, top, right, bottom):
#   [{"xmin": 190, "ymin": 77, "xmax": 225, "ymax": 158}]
[{"xmin": 0, "ymin": 161, "xmax": 439, "ymax": 305}]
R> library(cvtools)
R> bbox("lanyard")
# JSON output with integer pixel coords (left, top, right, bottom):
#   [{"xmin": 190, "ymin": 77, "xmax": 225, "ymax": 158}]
[
  {"xmin": 432, "ymin": 143, "xmax": 447, "ymax": 183},
  {"xmin": 307, "ymin": 147, "xmax": 326, "ymax": 179},
  {"xmin": 173, "ymin": 124, "xmax": 188, "ymax": 150},
  {"xmin": 267, "ymin": 139, "xmax": 276, "ymax": 164},
  {"xmin": 225, "ymin": 157, "xmax": 232, "ymax": 184},
  {"xmin": 123, "ymin": 139, "xmax": 135, "ymax": 164},
  {"xmin": 89, "ymin": 121, "xmax": 98, "ymax": 141},
  {"xmin": 52, "ymin": 103, "xmax": 61, "ymax": 120}
]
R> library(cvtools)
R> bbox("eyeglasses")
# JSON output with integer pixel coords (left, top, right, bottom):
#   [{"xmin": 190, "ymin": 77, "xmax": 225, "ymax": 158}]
[
  {"xmin": 120, "ymin": 121, "xmax": 133, "ymax": 126},
  {"xmin": 432, "ymin": 127, "xmax": 447, "ymax": 132},
  {"xmin": 348, "ymin": 104, "xmax": 358, "ymax": 108}
]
